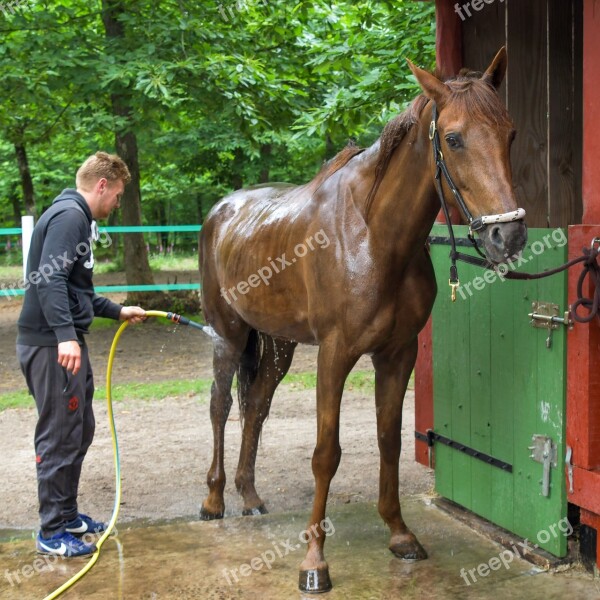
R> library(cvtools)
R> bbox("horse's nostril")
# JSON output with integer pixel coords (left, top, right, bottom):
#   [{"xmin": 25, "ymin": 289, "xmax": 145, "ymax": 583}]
[{"xmin": 490, "ymin": 225, "xmax": 503, "ymax": 247}]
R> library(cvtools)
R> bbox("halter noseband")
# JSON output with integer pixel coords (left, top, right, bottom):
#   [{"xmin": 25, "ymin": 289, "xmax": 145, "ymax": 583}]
[{"xmin": 429, "ymin": 103, "xmax": 526, "ymax": 300}]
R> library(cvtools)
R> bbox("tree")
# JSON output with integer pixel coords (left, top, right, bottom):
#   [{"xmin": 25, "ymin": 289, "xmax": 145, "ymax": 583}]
[
  {"xmin": 0, "ymin": 0, "xmax": 436, "ymax": 257},
  {"xmin": 101, "ymin": 0, "xmax": 155, "ymax": 306}
]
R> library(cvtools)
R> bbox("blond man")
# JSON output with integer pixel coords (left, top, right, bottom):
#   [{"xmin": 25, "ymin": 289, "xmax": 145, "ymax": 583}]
[{"xmin": 17, "ymin": 152, "xmax": 146, "ymax": 556}]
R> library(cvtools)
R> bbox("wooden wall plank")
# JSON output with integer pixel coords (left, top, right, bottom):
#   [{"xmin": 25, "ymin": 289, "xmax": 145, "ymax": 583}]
[
  {"xmin": 582, "ymin": 0, "xmax": 600, "ymax": 223},
  {"xmin": 506, "ymin": 0, "xmax": 549, "ymax": 228},
  {"xmin": 548, "ymin": 0, "xmax": 581, "ymax": 227},
  {"xmin": 572, "ymin": 0, "xmax": 584, "ymax": 225},
  {"xmin": 435, "ymin": 0, "xmax": 463, "ymax": 78},
  {"xmin": 461, "ymin": 0, "xmax": 506, "ymax": 104}
]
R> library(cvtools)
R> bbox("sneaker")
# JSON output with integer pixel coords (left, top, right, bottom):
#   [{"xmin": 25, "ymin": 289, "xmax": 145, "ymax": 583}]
[
  {"xmin": 65, "ymin": 513, "xmax": 107, "ymax": 536},
  {"xmin": 36, "ymin": 531, "xmax": 96, "ymax": 557}
]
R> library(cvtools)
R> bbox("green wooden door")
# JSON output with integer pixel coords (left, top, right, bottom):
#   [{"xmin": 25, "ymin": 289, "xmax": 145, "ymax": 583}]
[{"xmin": 430, "ymin": 225, "xmax": 568, "ymax": 556}]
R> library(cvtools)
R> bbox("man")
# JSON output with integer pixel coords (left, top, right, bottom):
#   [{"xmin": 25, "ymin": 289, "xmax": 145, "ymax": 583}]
[{"xmin": 16, "ymin": 151, "xmax": 146, "ymax": 557}]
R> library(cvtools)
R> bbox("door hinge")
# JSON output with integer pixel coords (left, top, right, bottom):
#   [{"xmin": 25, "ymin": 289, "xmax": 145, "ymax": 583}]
[
  {"xmin": 528, "ymin": 435, "xmax": 557, "ymax": 497},
  {"xmin": 528, "ymin": 301, "xmax": 573, "ymax": 348}
]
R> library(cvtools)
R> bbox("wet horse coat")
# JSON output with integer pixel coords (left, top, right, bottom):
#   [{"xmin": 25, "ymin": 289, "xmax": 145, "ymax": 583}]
[{"xmin": 199, "ymin": 48, "xmax": 527, "ymax": 592}]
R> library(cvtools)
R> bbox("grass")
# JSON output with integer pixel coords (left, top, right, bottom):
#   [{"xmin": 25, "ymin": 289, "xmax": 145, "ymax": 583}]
[
  {"xmin": 93, "ymin": 253, "xmax": 198, "ymax": 275},
  {"xmin": 0, "ymin": 253, "xmax": 198, "ymax": 280},
  {"xmin": 0, "ymin": 264, "xmax": 22, "ymax": 281},
  {"xmin": 95, "ymin": 379, "xmax": 213, "ymax": 402},
  {"xmin": 0, "ymin": 379, "xmax": 212, "ymax": 412},
  {"xmin": 0, "ymin": 369, "xmax": 415, "ymax": 412},
  {"xmin": 89, "ymin": 313, "xmax": 205, "ymax": 331}
]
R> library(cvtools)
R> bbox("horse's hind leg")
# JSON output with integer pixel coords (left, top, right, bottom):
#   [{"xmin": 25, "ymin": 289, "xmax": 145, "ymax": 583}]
[
  {"xmin": 200, "ymin": 331, "xmax": 248, "ymax": 520},
  {"xmin": 235, "ymin": 336, "xmax": 297, "ymax": 515},
  {"xmin": 372, "ymin": 340, "xmax": 427, "ymax": 560}
]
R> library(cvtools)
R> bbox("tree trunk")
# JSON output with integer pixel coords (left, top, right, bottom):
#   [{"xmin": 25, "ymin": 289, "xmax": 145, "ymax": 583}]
[
  {"xmin": 324, "ymin": 133, "xmax": 336, "ymax": 161},
  {"xmin": 258, "ymin": 143, "xmax": 272, "ymax": 183},
  {"xmin": 102, "ymin": 0, "xmax": 157, "ymax": 307},
  {"xmin": 107, "ymin": 209, "xmax": 120, "ymax": 258},
  {"xmin": 156, "ymin": 202, "xmax": 169, "ymax": 249},
  {"xmin": 231, "ymin": 147, "xmax": 244, "ymax": 190},
  {"xmin": 14, "ymin": 142, "xmax": 36, "ymax": 218},
  {"xmin": 196, "ymin": 194, "xmax": 203, "ymax": 225},
  {"xmin": 9, "ymin": 182, "xmax": 21, "ymax": 224}
]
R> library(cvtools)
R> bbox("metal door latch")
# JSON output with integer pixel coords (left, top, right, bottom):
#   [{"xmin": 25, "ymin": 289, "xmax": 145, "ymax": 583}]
[
  {"xmin": 529, "ymin": 435, "xmax": 557, "ymax": 497},
  {"xmin": 566, "ymin": 445, "xmax": 574, "ymax": 494},
  {"xmin": 528, "ymin": 301, "xmax": 573, "ymax": 348}
]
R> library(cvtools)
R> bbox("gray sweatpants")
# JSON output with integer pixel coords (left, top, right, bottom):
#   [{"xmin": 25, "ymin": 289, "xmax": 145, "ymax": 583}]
[{"xmin": 16, "ymin": 343, "xmax": 95, "ymax": 537}]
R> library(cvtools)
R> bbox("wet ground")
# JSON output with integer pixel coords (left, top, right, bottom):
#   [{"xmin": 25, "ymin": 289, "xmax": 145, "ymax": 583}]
[{"xmin": 1, "ymin": 498, "xmax": 599, "ymax": 600}]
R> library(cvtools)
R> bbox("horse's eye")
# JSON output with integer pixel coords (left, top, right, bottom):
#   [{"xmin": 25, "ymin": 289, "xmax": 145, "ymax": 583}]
[{"xmin": 445, "ymin": 134, "xmax": 463, "ymax": 150}]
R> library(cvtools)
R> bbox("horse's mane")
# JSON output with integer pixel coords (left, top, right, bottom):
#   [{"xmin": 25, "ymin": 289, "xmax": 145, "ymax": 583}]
[
  {"xmin": 304, "ymin": 69, "xmax": 512, "ymax": 215},
  {"xmin": 306, "ymin": 142, "xmax": 365, "ymax": 193},
  {"xmin": 363, "ymin": 94, "xmax": 430, "ymax": 218}
]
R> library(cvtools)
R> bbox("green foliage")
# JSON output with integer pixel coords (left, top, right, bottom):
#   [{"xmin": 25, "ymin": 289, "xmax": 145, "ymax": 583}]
[{"xmin": 0, "ymin": 0, "xmax": 435, "ymax": 226}]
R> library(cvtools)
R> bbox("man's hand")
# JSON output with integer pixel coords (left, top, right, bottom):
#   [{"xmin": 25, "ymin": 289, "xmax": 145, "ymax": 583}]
[
  {"xmin": 58, "ymin": 340, "xmax": 81, "ymax": 375},
  {"xmin": 119, "ymin": 306, "xmax": 146, "ymax": 324}
]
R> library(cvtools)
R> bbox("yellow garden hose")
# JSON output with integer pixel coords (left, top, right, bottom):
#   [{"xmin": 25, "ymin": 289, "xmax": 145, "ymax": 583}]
[{"xmin": 43, "ymin": 310, "xmax": 208, "ymax": 600}]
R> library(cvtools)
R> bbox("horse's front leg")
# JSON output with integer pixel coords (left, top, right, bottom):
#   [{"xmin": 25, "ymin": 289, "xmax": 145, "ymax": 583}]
[
  {"xmin": 372, "ymin": 340, "xmax": 427, "ymax": 560},
  {"xmin": 299, "ymin": 339, "xmax": 357, "ymax": 593}
]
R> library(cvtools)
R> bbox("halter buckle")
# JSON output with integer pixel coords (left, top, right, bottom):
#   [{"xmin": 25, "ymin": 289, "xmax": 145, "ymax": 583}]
[{"xmin": 429, "ymin": 120, "xmax": 436, "ymax": 141}]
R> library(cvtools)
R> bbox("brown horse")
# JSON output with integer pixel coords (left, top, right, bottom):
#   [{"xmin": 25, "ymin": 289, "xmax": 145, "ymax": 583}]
[{"xmin": 199, "ymin": 47, "xmax": 527, "ymax": 593}]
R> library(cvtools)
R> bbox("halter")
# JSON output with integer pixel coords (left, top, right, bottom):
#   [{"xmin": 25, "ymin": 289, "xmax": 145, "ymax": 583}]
[{"xmin": 429, "ymin": 103, "xmax": 526, "ymax": 300}]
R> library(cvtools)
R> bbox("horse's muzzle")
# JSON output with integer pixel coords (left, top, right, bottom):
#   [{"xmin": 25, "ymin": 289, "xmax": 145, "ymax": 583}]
[{"xmin": 479, "ymin": 220, "xmax": 528, "ymax": 264}]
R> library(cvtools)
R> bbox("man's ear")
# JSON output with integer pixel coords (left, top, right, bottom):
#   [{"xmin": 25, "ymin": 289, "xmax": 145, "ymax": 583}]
[
  {"xmin": 97, "ymin": 178, "xmax": 108, "ymax": 192},
  {"xmin": 482, "ymin": 46, "xmax": 507, "ymax": 90},
  {"xmin": 407, "ymin": 59, "xmax": 450, "ymax": 108}
]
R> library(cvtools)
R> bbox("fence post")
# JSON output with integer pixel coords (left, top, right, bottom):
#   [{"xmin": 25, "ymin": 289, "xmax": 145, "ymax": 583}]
[{"xmin": 21, "ymin": 215, "xmax": 34, "ymax": 281}]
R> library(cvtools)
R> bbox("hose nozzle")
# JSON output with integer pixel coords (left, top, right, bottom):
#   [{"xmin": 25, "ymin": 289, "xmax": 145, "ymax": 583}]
[{"xmin": 165, "ymin": 312, "xmax": 206, "ymax": 331}]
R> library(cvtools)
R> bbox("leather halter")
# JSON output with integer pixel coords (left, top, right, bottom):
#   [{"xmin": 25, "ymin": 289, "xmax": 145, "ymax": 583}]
[{"xmin": 429, "ymin": 103, "xmax": 526, "ymax": 300}]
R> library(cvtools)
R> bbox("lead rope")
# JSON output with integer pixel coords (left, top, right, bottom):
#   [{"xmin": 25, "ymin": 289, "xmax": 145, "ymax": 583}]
[{"xmin": 568, "ymin": 242, "xmax": 600, "ymax": 324}]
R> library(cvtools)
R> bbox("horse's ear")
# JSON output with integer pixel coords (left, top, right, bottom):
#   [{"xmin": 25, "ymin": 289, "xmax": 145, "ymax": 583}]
[
  {"xmin": 406, "ymin": 59, "xmax": 450, "ymax": 107},
  {"xmin": 482, "ymin": 46, "xmax": 507, "ymax": 90}
]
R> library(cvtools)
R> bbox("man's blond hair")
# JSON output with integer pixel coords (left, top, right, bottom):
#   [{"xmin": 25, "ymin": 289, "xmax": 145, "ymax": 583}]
[{"xmin": 76, "ymin": 151, "xmax": 131, "ymax": 191}]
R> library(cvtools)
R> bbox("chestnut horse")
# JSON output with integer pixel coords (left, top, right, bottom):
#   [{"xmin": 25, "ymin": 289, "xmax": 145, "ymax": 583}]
[{"xmin": 199, "ymin": 48, "xmax": 527, "ymax": 593}]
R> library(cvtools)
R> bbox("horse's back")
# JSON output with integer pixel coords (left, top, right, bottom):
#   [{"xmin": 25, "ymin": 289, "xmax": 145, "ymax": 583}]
[{"xmin": 200, "ymin": 182, "xmax": 318, "ymax": 337}]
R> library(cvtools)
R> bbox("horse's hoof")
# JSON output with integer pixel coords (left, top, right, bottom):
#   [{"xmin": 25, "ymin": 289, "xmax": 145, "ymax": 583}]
[
  {"xmin": 242, "ymin": 504, "xmax": 268, "ymax": 517},
  {"xmin": 199, "ymin": 505, "xmax": 224, "ymax": 521},
  {"xmin": 298, "ymin": 567, "xmax": 332, "ymax": 593},
  {"xmin": 390, "ymin": 537, "xmax": 428, "ymax": 561}
]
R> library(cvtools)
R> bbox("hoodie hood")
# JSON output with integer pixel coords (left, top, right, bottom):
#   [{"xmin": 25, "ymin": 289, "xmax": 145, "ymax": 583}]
[{"xmin": 52, "ymin": 189, "xmax": 93, "ymax": 223}]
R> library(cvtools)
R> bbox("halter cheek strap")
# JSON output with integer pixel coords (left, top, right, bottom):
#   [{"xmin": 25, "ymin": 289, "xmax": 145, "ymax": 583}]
[
  {"xmin": 429, "ymin": 103, "xmax": 526, "ymax": 300},
  {"xmin": 429, "ymin": 104, "xmax": 526, "ymax": 234}
]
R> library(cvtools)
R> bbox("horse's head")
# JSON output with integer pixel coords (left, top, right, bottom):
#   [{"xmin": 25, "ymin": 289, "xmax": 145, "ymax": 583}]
[{"xmin": 409, "ymin": 48, "xmax": 527, "ymax": 264}]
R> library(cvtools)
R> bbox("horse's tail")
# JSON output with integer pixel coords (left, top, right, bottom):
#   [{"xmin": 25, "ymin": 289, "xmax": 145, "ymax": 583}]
[{"xmin": 236, "ymin": 329, "xmax": 265, "ymax": 426}]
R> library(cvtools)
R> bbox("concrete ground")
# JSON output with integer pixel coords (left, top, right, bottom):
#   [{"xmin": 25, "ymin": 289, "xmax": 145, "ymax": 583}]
[{"xmin": 1, "ymin": 498, "xmax": 599, "ymax": 600}]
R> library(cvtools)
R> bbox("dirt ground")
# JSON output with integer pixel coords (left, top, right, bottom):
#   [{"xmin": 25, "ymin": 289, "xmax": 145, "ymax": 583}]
[{"xmin": 0, "ymin": 272, "xmax": 433, "ymax": 533}]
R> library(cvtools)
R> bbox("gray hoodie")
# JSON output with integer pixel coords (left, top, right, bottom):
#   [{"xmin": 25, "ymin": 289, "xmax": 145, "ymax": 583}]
[{"xmin": 17, "ymin": 189, "xmax": 122, "ymax": 346}]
